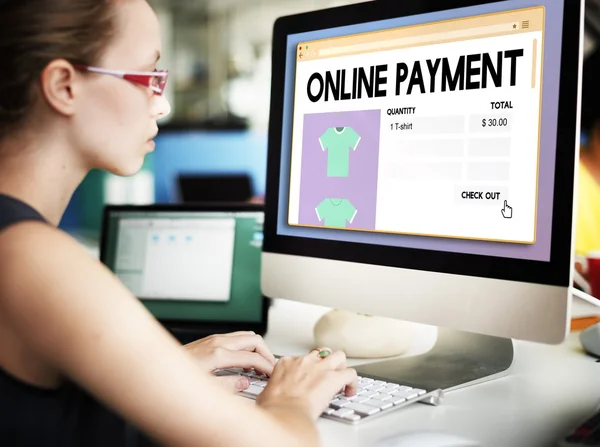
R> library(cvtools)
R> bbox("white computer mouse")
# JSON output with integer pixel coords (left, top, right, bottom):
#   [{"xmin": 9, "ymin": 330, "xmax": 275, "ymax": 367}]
[
  {"xmin": 374, "ymin": 431, "xmax": 481, "ymax": 447},
  {"xmin": 580, "ymin": 322, "xmax": 600, "ymax": 357}
]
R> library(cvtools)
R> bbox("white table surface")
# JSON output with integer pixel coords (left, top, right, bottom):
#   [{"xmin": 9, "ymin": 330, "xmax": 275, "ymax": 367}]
[{"xmin": 263, "ymin": 298, "xmax": 600, "ymax": 447}]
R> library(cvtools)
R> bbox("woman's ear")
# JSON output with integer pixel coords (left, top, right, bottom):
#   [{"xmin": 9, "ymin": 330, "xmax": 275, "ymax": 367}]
[{"xmin": 39, "ymin": 59, "xmax": 77, "ymax": 117}]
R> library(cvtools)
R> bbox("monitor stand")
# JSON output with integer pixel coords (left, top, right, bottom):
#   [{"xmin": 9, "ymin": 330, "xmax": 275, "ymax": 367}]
[{"xmin": 354, "ymin": 327, "xmax": 514, "ymax": 393}]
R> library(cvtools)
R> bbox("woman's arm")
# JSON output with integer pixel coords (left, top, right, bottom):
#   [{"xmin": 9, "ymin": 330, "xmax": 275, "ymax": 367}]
[{"xmin": 0, "ymin": 222, "xmax": 321, "ymax": 447}]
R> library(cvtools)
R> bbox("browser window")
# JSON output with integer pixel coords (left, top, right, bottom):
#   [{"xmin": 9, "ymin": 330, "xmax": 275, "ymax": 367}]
[
  {"xmin": 287, "ymin": 7, "xmax": 544, "ymax": 244},
  {"xmin": 115, "ymin": 218, "xmax": 236, "ymax": 301}
]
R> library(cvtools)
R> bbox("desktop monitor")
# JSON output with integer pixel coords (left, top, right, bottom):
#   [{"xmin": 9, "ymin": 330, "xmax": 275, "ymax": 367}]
[{"xmin": 262, "ymin": 0, "xmax": 583, "ymax": 389}]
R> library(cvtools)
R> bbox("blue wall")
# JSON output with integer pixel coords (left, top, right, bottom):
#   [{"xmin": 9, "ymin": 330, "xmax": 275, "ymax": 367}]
[
  {"xmin": 59, "ymin": 129, "xmax": 268, "ymax": 233},
  {"xmin": 153, "ymin": 130, "xmax": 268, "ymax": 202}
]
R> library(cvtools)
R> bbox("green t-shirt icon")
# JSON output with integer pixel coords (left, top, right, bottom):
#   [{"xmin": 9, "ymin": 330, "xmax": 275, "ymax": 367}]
[
  {"xmin": 315, "ymin": 198, "xmax": 357, "ymax": 228},
  {"xmin": 319, "ymin": 126, "xmax": 361, "ymax": 177}
]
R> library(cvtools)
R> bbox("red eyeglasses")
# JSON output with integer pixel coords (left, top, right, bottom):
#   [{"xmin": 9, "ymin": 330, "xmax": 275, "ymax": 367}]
[{"xmin": 73, "ymin": 65, "xmax": 169, "ymax": 96}]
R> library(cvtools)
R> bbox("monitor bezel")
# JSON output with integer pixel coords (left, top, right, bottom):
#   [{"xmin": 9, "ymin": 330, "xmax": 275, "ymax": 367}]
[
  {"xmin": 100, "ymin": 203, "xmax": 270, "ymax": 336},
  {"xmin": 263, "ymin": 0, "xmax": 581, "ymax": 287}
]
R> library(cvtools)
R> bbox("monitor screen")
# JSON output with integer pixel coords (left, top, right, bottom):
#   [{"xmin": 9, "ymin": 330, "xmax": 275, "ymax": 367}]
[
  {"xmin": 101, "ymin": 209, "xmax": 265, "ymax": 323},
  {"xmin": 276, "ymin": 0, "xmax": 566, "ymax": 264},
  {"xmin": 263, "ymin": 0, "xmax": 580, "ymax": 344}
]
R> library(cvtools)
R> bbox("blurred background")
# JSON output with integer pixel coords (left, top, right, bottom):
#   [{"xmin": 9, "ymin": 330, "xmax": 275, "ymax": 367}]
[
  {"xmin": 62, "ymin": 0, "xmax": 367, "ymax": 240},
  {"xmin": 62, "ymin": 0, "xmax": 600, "ymax": 242}
]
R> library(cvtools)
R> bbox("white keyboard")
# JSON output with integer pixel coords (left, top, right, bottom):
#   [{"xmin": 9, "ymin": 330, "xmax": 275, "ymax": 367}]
[{"xmin": 215, "ymin": 367, "xmax": 444, "ymax": 424}]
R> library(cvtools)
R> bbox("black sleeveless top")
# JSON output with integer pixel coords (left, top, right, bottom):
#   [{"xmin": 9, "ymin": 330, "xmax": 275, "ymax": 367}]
[{"xmin": 0, "ymin": 194, "xmax": 146, "ymax": 446}]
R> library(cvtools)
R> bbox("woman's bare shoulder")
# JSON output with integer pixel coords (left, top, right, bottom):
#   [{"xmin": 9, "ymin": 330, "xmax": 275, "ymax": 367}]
[
  {"xmin": 0, "ymin": 220, "xmax": 108, "ymax": 335},
  {"xmin": 0, "ymin": 220, "xmax": 95, "ymax": 287},
  {"xmin": 0, "ymin": 220, "xmax": 134, "ymax": 358},
  {"xmin": 0, "ymin": 219, "xmax": 75, "ymax": 251}
]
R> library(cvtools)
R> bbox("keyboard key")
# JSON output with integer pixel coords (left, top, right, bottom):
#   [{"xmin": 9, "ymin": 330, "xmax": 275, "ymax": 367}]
[
  {"xmin": 345, "ymin": 402, "xmax": 381, "ymax": 416},
  {"xmin": 367, "ymin": 385, "xmax": 386, "ymax": 393},
  {"xmin": 360, "ymin": 391, "xmax": 380, "ymax": 399},
  {"xmin": 392, "ymin": 396, "xmax": 407, "ymax": 405},
  {"xmin": 242, "ymin": 385, "xmax": 264, "ymax": 396},
  {"xmin": 391, "ymin": 389, "xmax": 419, "ymax": 400},
  {"xmin": 363, "ymin": 398, "xmax": 393, "ymax": 410},
  {"xmin": 332, "ymin": 408, "xmax": 354, "ymax": 418},
  {"xmin": 343, "ymin": 413, "xmax": 362, "ymax": 422},
  {"xmin": 329, "ymin": 399, "xmax": 350, "ymax": 409},
  {"xmin": 387, "ymin": 388, "xmax": 403, "ymax": 395}
]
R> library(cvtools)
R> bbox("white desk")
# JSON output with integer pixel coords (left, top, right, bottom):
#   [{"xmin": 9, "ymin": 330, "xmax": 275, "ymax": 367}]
[{"xmin": 264, "ymin": 298, "xmax": 600, "ymax": 447}]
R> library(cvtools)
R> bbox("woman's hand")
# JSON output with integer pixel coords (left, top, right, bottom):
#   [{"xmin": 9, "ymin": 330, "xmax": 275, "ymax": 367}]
[
  {"xmin": 256, "ymin": 348, "xmax": 358, "ymax": 420},
  {"xmin": 184, "ymin": 331, "xmax": 276, "ymax": 391}
]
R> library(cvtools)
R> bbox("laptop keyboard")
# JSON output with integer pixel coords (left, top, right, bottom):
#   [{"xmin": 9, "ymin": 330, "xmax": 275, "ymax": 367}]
[{"xmin": 215, "ymin": 367, "xmax": 444, "ymax": 424}]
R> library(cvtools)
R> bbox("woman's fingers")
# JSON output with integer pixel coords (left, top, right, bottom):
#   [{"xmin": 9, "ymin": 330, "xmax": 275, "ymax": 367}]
[
  {"xmin": 211, "ymin": 348, "xmax": 275, "ymax": 376},
  {"xmin": 318, "ymin": 350, "xmax": 347, "ymax": 371},
  {"xmin": 328, "ymin": 368, "xmax": 359, "ymax": 397},
  {"xmin": 215, "ymin": 374, "xmax": 251, "ymax": 393},
  {"xmin": 213, "ymin": 333, "xmax": 276, "ymax": 366},
  {"xmin": 222, "ymin": 331, "xmax": 258, "ymax": 337}
]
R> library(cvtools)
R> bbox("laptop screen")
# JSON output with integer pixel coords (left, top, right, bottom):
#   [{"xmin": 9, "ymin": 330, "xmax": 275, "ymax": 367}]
[{"xmin": 101, "ymin": 208, "xmax": 264, "ymax": 324}]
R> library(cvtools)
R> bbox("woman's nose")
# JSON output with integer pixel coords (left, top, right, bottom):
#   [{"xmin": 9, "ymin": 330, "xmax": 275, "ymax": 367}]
[{"xmin": 152, "ymin": 94, "xmax": 171, "ymax": 120}]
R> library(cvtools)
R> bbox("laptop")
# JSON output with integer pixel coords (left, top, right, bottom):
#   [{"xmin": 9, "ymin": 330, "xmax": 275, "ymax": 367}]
[{"xmin": 99, "ymin": 203, "xmax": 269, "ymax": 344}]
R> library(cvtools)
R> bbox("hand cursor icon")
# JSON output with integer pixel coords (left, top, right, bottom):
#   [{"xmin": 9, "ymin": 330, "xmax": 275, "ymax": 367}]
[{"xmin": 501, "ymin": 200, "xmax": 512, "ymax": 219}]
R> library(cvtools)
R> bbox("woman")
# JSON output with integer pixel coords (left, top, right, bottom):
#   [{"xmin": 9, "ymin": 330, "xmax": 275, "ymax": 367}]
[{"xmin": 0, "ymin": 1, "xmax": 357, "ymax": 446}]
